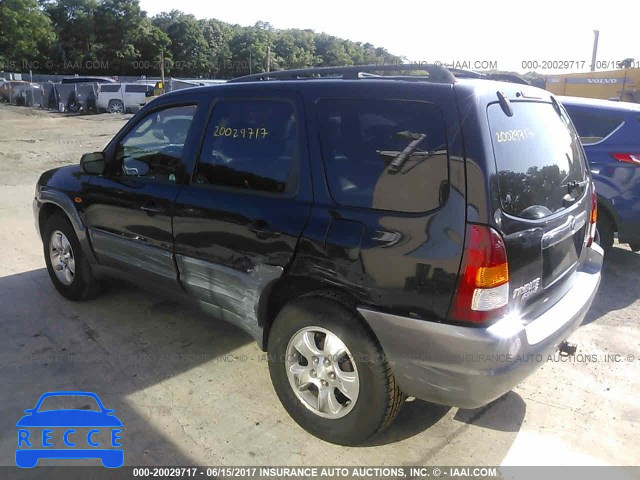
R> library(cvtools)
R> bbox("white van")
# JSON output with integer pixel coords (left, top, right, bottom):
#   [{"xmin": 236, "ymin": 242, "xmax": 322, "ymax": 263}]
[{"xmin": 96, "ymin": 83, "xmax": 155, "ymax": 113}]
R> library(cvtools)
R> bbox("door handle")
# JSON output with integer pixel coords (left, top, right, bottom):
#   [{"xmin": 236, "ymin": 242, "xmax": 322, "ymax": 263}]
[
  {"xmin": 140, "ymin": 202, "xmax": 166, "ymax": 214},
  {"xmin": 249, "ymin": 221, "xmax": 281, "ymax": 240}
]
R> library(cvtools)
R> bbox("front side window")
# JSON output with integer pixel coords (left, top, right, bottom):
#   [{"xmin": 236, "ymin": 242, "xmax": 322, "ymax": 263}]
[
  {"xmin": 194, "ymin": 99, "xmax": 298, "ymax": 194},
  {"xmin": 115, "ymin": 104, "xmax": 197, "ymax": 182},
  {"xmin": 317, "ymin": 98, "xmax": 449, "ymax": 213}
]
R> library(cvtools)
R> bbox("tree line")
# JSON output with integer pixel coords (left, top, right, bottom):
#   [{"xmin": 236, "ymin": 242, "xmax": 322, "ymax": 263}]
[{"xmin": 0, "ymin": 0, "xmax": 404, "ymax": 78}]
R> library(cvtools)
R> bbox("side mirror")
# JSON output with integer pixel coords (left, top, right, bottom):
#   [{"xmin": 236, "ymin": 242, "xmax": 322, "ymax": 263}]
[
  {"xmin": 80, "ymin": 152, "xmax": 105, "ymax": 174},
  {"xmin": 122, "ymin": 158, "xmax": 149, "ymax": 176}
]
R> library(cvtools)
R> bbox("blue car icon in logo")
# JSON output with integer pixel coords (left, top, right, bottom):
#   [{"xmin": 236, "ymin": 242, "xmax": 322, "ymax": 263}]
[{"xmin": 16, "ymin": 391, "xmax": 123, "ymax": 468}]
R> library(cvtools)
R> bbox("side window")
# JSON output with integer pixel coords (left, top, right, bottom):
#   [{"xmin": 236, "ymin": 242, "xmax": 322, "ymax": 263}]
[
  {"xmin": 115, "ymin": 104, "xmax": 197, "ymax": 182},
  {"xmin": 564, "ymin": 106, "xmax": 624, "ymax": 145},
  {"xmin": 194, "ymin": 99, "xmax": 298, "ymax": 194},
  {"xmin": 317, "ymin": 99, "xmax": 449, "ymax": 213},
  {"xmin": 100, "ymin": 84, "xmax": 121, "ymax": 93},
  {"xmin": 125, "ymin": 84, "xmax": 149, "ymax": 93}
]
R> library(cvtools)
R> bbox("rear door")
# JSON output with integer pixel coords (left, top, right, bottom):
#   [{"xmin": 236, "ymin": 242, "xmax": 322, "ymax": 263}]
[
  {"xmin": 96, "ymin": 84, "xmax": 122, "ymax": 110},
  {"xmin": 124, "ymin": 84, "xmax": 148, "ymax": 111},
  {"xmin": 172, "ymin": 92, "xmax": 312, "ymax": 340},
  {"xmin": 487, "ymin": 99, "xmax": 592, "ymax": 319}
]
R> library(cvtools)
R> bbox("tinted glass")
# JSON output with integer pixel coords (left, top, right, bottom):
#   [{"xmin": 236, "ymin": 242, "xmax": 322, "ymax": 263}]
[
  {"xmin": 115, "ymin": 105, "xmax": 197, "ymax": 182},
  {"xmin": 317, "ymin": 99, "xmax": 448, "ymax": 213},
  {"xmin": 562, "ymin": 106, "xmax": 624, "ymax": 145},
  {"xmin": 195, "ymin": 99, "xmax": 298, "ymax": 194},
  {"xmin": 488, "ymin": 101, "xmax": 588, "ymax": 219},
  {"xmin": 125, "ymin": 84, "xmax": 149, "ymax": 93},
  {"xmin": 100, "ymin": 84, "xmax": 121, "ymax": 93}
]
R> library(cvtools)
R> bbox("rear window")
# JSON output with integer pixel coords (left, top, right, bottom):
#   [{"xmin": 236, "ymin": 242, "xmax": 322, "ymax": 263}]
[
  {"xmin": 317, "ymin": 99, "xmax": 449, "ymax": 213},
  {"xmin": 488, "ymin": 101, "xmax": 588, "ymax": 220},
  {"xmin": 562, "ymin": 106, "xmax": 624, "ymax": 145},
  {"xmin": 100, "ymin": 84, "xmax": 121, "ymax": 93}
]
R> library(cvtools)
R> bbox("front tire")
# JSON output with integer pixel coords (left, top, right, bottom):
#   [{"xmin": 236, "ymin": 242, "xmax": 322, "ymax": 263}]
[
  {"xmin": 43, "ymin": 213, "xmax": 100, "ymax": 301},
  {"xmin": 268, "ymin": 295, "xmax": 403, "ymax": 445},
  {"xmin": 108, "ymin": 99, "xmax": 124, "ymax": 114}
]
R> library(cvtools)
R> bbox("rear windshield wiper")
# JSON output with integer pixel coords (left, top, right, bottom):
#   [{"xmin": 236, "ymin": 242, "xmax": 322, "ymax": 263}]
[
  {"xmin": 379, "ymin": 130, "xmax": 428, "ymax": 173},
  {"xmin": 564, "ymin": 179, "xmax": 589, "ymax": 195}
]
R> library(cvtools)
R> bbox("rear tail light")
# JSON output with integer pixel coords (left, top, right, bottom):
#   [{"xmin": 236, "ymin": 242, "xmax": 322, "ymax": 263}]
[
  {"xmin": 449, "ymin": 224, "xmax": 510, "ymax": 324},
  {"xmin": 611, "ymin": 153, "xmax": 640, "ymax": 165},
  {"xmin": 587, "ymin": 182, "xmax": 598, "ymax": 247}
]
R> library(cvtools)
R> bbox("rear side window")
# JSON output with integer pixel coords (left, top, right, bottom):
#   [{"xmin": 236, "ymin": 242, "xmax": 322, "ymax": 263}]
[
  {"xmin": 317, "ymin": 99, "xmax": 449, "ymax": 213},
  {"xmin": 195, "ymin": 99, "xmax": 298, "ymax": 194},
  {"xmin": 100, "ymin": 84, "xmax": 121, "ymax": 93},
  {"xmin": 488, "ymin": 101, "xmax": 588, "ymax": 220},
  {"xmin": 563, "ymin": 106, "xmax": 624, "ymax": 145},
  {"xmin": 125, "ymin": 84, "xmax": 149, "ymax": 93}
]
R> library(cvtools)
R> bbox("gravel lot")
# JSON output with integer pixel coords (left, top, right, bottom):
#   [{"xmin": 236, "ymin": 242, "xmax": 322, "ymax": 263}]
[{"xmin": 0, "ymin": 104, "xmax": 638, "ymax": 468}]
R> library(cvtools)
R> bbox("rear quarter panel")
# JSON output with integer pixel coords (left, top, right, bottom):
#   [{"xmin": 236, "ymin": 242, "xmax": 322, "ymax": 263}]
[{"xmin": 290, "ymin": 81, "xmax": 467, "ymax": 321}]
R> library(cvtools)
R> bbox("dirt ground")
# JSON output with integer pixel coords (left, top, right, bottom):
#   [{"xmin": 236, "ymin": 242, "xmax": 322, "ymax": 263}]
[{"xmin": 0, "ymin": 104, "xmax": 638, "ymax": 468}]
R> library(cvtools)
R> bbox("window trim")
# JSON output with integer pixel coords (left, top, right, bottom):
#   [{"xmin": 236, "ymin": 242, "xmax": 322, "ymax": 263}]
[
  {"xmin": 315, "ymin": 96, "xmax": 451, "ymax": 215},
  {"xmin": 190, "ymin": 96, "xmax": 302, "ymax": 198},
  {"xmin": 106, "ymin": 102, "xmax": 199, "ymax": 184}
]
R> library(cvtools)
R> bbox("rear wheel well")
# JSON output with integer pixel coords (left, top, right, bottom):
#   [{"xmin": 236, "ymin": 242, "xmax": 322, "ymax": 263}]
[
  {"xmin": 259, "ymin": 276, "xmax": 361, "ymax": 350},
  {"xmin": 38, "ymin": 203, "xmax": 67, "ymax": 241}
]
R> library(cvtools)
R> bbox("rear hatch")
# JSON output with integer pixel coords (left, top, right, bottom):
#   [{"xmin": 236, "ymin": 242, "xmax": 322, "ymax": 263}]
[{"xmin": 487, "ymin": 98, "xmax": 592, "ymax": 321}]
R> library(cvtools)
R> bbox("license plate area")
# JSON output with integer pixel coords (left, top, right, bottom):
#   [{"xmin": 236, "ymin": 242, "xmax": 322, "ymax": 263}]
[{"xmin": 542, "ymin": 225, "xmax": 585, "ymax": 287}]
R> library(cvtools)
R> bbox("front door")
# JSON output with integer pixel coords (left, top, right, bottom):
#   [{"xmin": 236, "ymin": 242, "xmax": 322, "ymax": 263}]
[
  {"xmin": 82, "ymin": 102, "xmax": 199, "ymax": 289},
  {"xmin": 172, "ymin": 93, "xmax": 312, "ymax": 340}
]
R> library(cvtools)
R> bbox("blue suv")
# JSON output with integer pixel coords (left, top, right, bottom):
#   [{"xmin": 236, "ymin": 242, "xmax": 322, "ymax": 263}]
[{"xmin": 560, "ymin": 96, "xmax": 640, "ymax": 253}]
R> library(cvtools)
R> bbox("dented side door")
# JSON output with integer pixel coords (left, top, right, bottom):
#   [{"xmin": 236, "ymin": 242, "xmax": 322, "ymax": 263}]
[{"xmin": 171, "ymin": 90, "xmax": 312, "ymax": 342}]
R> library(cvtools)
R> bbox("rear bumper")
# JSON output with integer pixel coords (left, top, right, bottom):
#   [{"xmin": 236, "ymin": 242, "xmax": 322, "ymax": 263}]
[{"xmin": 358, "ymin": 244, "xmax": 603, "ymax": 409}]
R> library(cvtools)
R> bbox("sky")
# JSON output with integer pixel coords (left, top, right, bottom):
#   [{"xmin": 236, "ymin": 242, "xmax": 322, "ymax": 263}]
[{"xmin": 139, "ymin": 0, "xmax": 638, "ymax": 74}]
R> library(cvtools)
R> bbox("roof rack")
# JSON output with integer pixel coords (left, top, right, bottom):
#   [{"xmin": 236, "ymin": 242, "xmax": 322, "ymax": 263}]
[
  {"xmin": 447, "ymin": 68, "xmax": 530, "ymax": 85},
  {"xmin": 228, "ymin": 64, "xmax": 457, "ymax": 84}
]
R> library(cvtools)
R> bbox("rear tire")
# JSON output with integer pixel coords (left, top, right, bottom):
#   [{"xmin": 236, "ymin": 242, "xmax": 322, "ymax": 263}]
[
  {"xmin": 43, "ymin": 213, "xmax": 100, "ymax": 301},
  {"xmin": 267, "ymin": 295, "xmax": 403, "ymax": 445},
  {"xmin": 596, "ymin": 210, "xmax": 614, "ymax": 254}
]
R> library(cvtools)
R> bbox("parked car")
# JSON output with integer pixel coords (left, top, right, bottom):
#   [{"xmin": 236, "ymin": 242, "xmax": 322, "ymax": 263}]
[
  {"xmin": 0, "ymin": 80, "xmax": 43, "ymax": 106},
  {"xmin": 0, "ymin": 80, "xmax": 9, "ymax": 101},
  {"xmin": 560, "ymin": 96, "xmax": 640, "ymax": 252},
  {"xmin": 95, "ymin": 82, "xmax": 155, "ymax": 113},
  {"xmin": 33, "ymin": 65, "xmax": 603, "ymax": 445}
]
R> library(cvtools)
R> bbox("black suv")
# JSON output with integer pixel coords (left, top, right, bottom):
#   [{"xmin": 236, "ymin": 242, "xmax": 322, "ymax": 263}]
[{"xmin": 34, "ymin": 65, "xmax": 603, "ymax": 445}]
